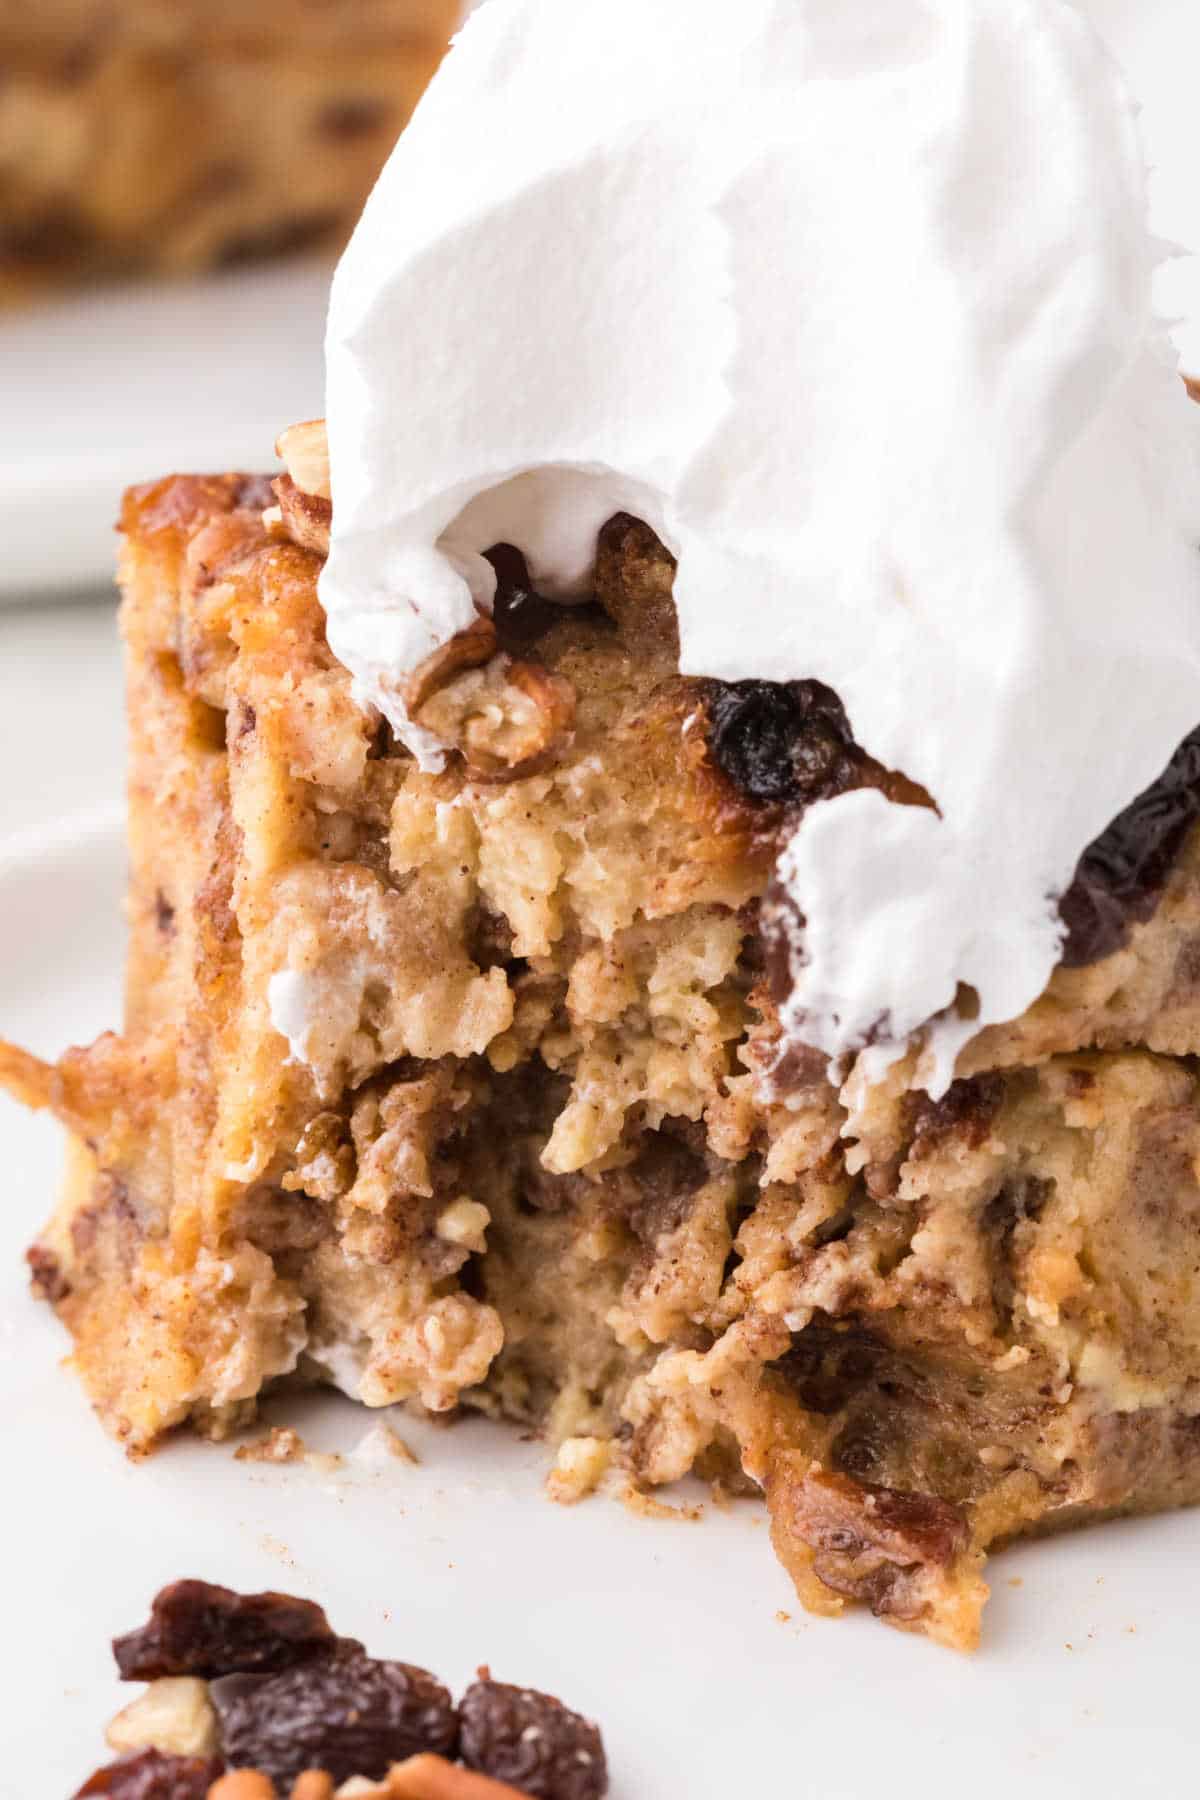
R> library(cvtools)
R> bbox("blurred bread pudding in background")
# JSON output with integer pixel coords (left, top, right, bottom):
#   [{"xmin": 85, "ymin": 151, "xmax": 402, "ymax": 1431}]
[{"xmin": 0, "ymin": 0, "xmax": 458, "ymax": 296}]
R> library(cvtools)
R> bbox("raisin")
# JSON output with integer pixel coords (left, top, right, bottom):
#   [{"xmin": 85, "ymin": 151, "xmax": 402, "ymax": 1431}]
[
  {"xmin": 1060, "ymin": 723, "xmax": 1200, "ymax": 966},
  {"xmin": 780, "ymin": 1467, "xmax": 968, "ymax": 1622},
  {"xmin": 904, "ymin": 1074, "xmax": 1005, "ymax": 1155},
  {"xmin": 704, "ymin": 678, "xmax": 855, "ymax": 805},
  {"xmin": 211, "ymin": 1648, "xmax": 458, "ymax": 1788},
  {"xmin": 113, "ymin": 1580, "xmax": 344, "ymax": 1682},
  {"xmin": 459, "ymin": 1679, "xmax": 608, "ymax": 1800},
  {"xmin": 74, "ymin": 1749, "xmax": 225, "ymax": 1798},
  {"xmin": 486, "ymin": 545, "xmax": 565, "ymax": 653}
]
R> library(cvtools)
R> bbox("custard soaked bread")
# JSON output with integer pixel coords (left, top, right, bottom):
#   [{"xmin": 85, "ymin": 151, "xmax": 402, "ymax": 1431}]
[
  {"xmin": 8, "ymin": 419, "xmax": 1200, "ymax": 1650},
  {"xmin": 0, "ymin": 1, "xmax": 457, "ymax": 294}
]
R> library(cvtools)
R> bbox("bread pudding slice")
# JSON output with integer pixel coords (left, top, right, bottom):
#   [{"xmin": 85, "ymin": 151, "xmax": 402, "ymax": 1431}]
[
  {"xmin": 0, "ymin": 2, "xmax": 457, "ymax": 296},
  {"xmin": 9, "ymin": 430, "xmax": 1200, "ymax": 1652}
]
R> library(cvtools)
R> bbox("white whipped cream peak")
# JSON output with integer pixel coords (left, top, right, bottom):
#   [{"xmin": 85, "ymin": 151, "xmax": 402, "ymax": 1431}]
[{"xmin": 321, "ymin": 0, "xmax": 1200, "ymax": 1090}]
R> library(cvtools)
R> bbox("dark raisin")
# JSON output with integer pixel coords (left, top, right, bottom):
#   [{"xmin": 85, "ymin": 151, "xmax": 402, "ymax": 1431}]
[
  {"xmin": 704, "ymin": 678, "xmax": 855, "ymax": 805},
  {"xmin": 904, "ymin": 1073, "xmax": 1005, "ymax": 1155},
  {"xmin": 113, "ymin": 1580, "xmax": 344, "ymax": 1681},
  {"xmin": 1060, "ymin": 723, "xmax": 1200, "ymax": 966},
  {"xmin": 73, "ymin": 1749, "xmax": 224, "ymax": 1798},
  {"xmin": 486, "ymin": 544, "xmax": 565, "ymax": 652},
  {"xmin": 459, "ymin": 1678, "xmax": 607, "ymax": 1800},
  {"xmin": 211, "ymin": 1649, "xmax": 458, "ymax": 1788}
]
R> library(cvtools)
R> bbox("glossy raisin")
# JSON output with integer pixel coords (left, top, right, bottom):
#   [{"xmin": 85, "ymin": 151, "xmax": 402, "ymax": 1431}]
[
  {"xmin": 211, "ymin": 1648, "xmax": 458, "ymax": 1788},
  {"xmin": 1060, "ymin": 723, "xmax": 1200, "ymax": 966},
  {"xmin": 705, "ymin": 678, "xmax": 855, "ymax": 805},
  {"xmin": 459, "ymin": 1678, "xmax": 607, "ymax": 1800},
  {"xmin": 74, "ymin": 1749, "xmax": 224, "ymax": 1798},
  {"xmin": 113, "ymin": 1579, "xmax": 344, "ymax": 1682}
]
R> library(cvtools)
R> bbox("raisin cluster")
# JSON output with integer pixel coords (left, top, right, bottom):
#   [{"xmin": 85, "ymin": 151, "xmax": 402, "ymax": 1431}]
[{"xmin": 78, "ymin": 1581, "xmax": 608, "ymax": 1799}]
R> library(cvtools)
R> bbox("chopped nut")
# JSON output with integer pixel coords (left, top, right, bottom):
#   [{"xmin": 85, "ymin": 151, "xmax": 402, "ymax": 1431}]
[
  {"xmin": 403, "ymin": 616, "xmax": 499, "ymax": 714},
  {"xmin": 382, "ymin": 1754, "xmax": 529, "ymax": 1797},
  {"xmin": 276, "ymin": 420, "xmax": 331, "ymax": 500},
  {"xmin": 273, "ymin": 475, "xmax": 333, "ymax": 558},
  {"xmin": 435, "ymin": 1199, "xmax": 491, "ymax": 1252},
  {"xmin": 106, "ymin": 1676, "xmax": 219, "ymax": 1759},
  {"xmin": 290, "ymin": 1779, "xmax": 335, "ymax": 1800},
  {"xmin": 545, "ymin": 1437, "xmax": 611, "ymax": 1506},
  {"xmin": 415, "ymin": 655, "xmax": 576, "ymax": 780},
  {"xmin": 209, "ymin": 1774, "xmax": 277, "ymax": 1799}
]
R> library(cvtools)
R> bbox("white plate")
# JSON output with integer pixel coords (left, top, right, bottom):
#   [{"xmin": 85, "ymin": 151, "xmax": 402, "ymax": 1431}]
[
  {"xmin": 0, "ymin": 261, "xmax": 329, "ymax": 600},
  {"xmin": 3, "ymin": 812, "xmax": 1199, "ymax": 1798},
  {"xmin": 1, "ymin": 0, "xmax": 1198, "ymax": 608}
]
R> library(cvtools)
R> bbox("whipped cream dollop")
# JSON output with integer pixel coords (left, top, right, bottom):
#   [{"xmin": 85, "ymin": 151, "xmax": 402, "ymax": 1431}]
[{"xmin": 321, "ymin": 0, "xmax": 1200, "ymax": 1090}]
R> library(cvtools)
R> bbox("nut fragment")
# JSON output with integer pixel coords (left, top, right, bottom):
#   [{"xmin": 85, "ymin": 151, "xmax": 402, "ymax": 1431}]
[
  {"xmin": 290, "ymin": 1776, "xmax": 335, "ymax": 1800},
  {"xmin": 276, "ymin": 421, "xmax": 331, "ymax": 500},
  {"xmin": 545, "ymin": 1438, "xmax": 611, "ymax": 1507},
  {"xmin": 209, "ymin": 1775, "xmax": 277, "ymax": 1799},
  {"xmin": 383, "ymin": 1754, "xmax": 530, "ymax": 1797},
  {"xmin": 106, "ymin": 1677, "xmax": 220, "ymax": 1759},
  {"xmin": 272, "ymin": 475, "xmax": 333, "ymax": 558},
  {"xmin": 415, "ymin": 655, "xmax": 576, "ymax": 780},
  {"xmin": 435, "ymin": 1199, "xmax": 491, "ymax": 1252},
  {"xmin": 403, "ymin": 616, "xmax": 499, "ymax": 714},
  {"xmin": 458, "ymin": 1680, "xmax": 607, "ymax": 1800}
]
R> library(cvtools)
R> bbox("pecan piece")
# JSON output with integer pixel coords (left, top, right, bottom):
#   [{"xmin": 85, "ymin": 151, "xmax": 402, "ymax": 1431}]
[
  {"xmin": 271, "ymin": 475, "xmax": 332, "ymax": 558},
  {"xmin": 459, "ymin": 1679, "xmax": 607, "ymax": 1800},
  {"xmin": 385, "ymin": 1756, "xmax": 530, "ymax": 1798},
  {"xmin": 113, "ymin": 1581, "xmax": 343, "ymax": 1682},
  {"xmin": 402, "ymin": 616, "xmax": 499, "ymax": 714},
  {"xmin": 275, "ymin": 421, "xmax": 331, "ymax": 500},
  {"xmin": 415, "ymin": 654, "xmax": 576, "ymax": 780}
]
